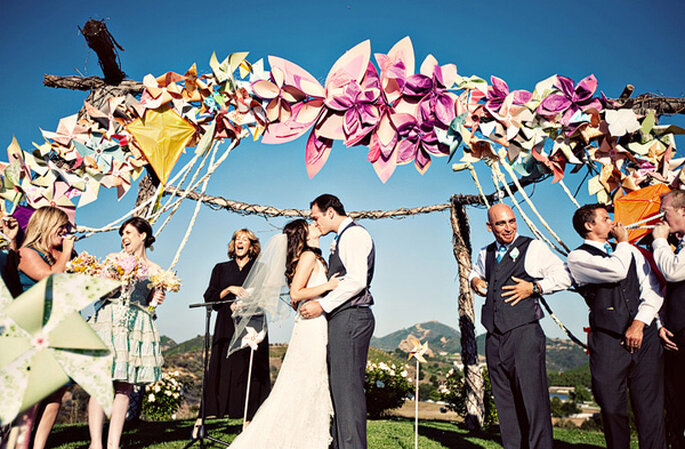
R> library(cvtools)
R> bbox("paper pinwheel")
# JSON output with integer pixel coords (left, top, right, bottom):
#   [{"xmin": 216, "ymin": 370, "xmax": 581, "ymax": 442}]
[
  {"xmin": 40, "ymin": 114, "xmax": 90, "ymax": 146},
  {"xmin": 240, "ymin": 326, "xmax": 266, "ymax": 351},
  {"xmin": 0, "ymin": 273, "xmax": 120, "ymax": 425},
  {"xmin": 407, "ymin": 335, "xmax": 429, "ymax": 364},
  {"xmin": 22, "ymin": 181, "xmax": 76, "ymax": 223},
  {"xmin": 73, "ymin": 135, "xmax": 126, "ymax": 173},
  {"xmin": 614, "ymin": 183, "xmax": 671, "ymax": 242},
  {"xmin": 126, "ymin": 105, "xmax": 196, "ymax": 185},
  {"xmin": 407, "ymin": 335, "xmax": 429, "ymax": 449}
]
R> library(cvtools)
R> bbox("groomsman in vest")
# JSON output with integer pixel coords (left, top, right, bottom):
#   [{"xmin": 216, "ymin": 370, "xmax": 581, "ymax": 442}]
[
  {"xmin": 652, "ymin": 190, "xmax": 685, "ymax": 449},
  {"xmin": 301, "ymin": 194, "xmax": 375, "ymax": 449},
  {"xmin": 567, "ymin": 204, "xmax": 666, "ymax": 449},
  {"xmin": 470, "ymin": 204, "xmax": 572, "ymax": 449}
]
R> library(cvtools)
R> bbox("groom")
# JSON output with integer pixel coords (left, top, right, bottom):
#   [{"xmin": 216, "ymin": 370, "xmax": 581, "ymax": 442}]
[{"xmin": 300, "ymin": 193, "xmax": 375, "ymax": 449}]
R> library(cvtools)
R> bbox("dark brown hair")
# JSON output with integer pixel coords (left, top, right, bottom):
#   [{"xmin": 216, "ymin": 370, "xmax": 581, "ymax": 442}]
[
  {"xmin": 283, "ymin": 219, "xmax": 326, "ymax": 286},
  {"xmin": 119, "ymin": 217, "xmax": 156, "ymax": 248},
  {"xmin": 310, "ymin": 194, "xmax": 346, "ymax": 216},
  {"xmin": 572, "ymin": 204, "xmax": 607, "ymax": 238}
]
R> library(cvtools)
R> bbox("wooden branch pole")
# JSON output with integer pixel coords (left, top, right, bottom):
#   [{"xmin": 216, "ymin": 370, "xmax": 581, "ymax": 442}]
[{"xmin": 449, "ymin": 198, "xmax": 484, "ymax": 429}]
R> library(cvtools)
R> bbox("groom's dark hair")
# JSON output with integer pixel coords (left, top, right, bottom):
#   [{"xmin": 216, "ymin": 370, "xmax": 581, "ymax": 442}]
[{"xmin": 310, "ymin": 194, "xmax": 346, "ymax": 216}]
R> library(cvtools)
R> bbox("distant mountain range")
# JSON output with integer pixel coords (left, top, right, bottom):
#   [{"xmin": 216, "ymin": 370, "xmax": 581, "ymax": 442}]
[{"xmin": 371, "ymin": 321, "xmax": 588, "ymax": 372}]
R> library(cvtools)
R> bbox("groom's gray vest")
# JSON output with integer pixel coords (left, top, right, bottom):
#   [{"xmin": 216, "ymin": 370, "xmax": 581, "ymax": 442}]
[{"xmin": 327, "ymin": 221, "xmax": 375, "ymax": 313}]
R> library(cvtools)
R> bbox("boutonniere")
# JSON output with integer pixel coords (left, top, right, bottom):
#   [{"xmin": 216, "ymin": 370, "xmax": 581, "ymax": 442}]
[
  {"xmin": 509, "ymin": 247, "xmax": 520, "ymax": 262},
  {"xmin": 330, "ymin": 239, "xmax": 337, "ymax": 254}
]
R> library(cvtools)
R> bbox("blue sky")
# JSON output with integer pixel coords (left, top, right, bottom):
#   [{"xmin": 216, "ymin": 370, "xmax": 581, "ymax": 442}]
[{"xmin": 1, "ymin": 0, "xmax": 684, "ymax": 345}]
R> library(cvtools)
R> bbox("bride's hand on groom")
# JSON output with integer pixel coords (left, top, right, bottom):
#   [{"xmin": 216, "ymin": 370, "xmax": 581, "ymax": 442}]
[{"xmin": 326, "ymin": 274, "xmax": 341, "ymax": 291}]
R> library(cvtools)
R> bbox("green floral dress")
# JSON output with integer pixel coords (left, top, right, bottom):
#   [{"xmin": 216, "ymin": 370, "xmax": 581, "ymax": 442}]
[{"xmin": 89, "ymin": 277, "xmax": 163, "ymax": 384}]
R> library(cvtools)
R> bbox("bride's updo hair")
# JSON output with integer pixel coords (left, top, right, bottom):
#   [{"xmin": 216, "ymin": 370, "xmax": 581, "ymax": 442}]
[
  {"xmin": 283, "ymin": 219, "xmax": 326, "ymax": 286},
  {"xmin": 119, "ymin": 217, "xmax": 156, "ymax": 248}
]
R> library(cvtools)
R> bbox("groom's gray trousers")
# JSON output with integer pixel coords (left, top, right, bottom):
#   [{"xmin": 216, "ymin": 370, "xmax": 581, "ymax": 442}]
[{"xmin": 327, "ymin": 306, "xmax": 375, "ymax": 449}]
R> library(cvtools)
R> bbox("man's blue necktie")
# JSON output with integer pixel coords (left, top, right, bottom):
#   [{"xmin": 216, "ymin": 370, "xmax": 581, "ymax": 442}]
[
  {"xmin": 496, "ymin": 245, "xmax": 507, "ymax": 263},
  {"xmin": 604, "ymin": 242, "xmax": 613, "ymax": 255},
  {"xmin": 676, "ymin": 240, "xmax": 684, "ymax": 255}
]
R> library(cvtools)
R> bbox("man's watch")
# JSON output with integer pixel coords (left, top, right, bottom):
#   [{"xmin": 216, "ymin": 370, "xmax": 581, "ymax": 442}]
[{"xmin": 532, "ymin": 282, "xmax": 542, "ymax": 295}]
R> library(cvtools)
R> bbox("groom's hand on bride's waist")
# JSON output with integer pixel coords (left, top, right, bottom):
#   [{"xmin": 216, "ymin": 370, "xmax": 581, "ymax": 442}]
[{"xmin": 300, "ymin": 301, "xmax": 324, "ymax": 319}]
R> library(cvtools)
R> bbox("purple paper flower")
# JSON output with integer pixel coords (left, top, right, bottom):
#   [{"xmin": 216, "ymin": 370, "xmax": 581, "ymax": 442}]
[
  {"xmin": 537, "ymin": 75, "xmax": 603, "ymax": 128},
  {"xmin": 402, "ymin": 64, "xmax": 455, "ymax": 127},
  {"xmin": 395, "ymin": 114, "xmax": 449, "ymax": 173},
  {"xmin": 486, "ymin": 76, "xmax": 533, "ymax": 113}
]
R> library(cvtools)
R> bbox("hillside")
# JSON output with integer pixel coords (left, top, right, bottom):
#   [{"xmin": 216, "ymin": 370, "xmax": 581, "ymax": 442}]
[{"xmin": 372, "ymin": 321, "xmax": 587, "ymax": 372}]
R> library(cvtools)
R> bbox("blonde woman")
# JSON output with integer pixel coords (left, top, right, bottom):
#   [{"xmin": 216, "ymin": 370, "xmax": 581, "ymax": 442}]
[
  {"xmin": 193, "ymin": 229, "xmax": 270, "ymax": 436},
  {"xmin": 14, "ymin": 206, "xmax": 75, "ymax": 449}
]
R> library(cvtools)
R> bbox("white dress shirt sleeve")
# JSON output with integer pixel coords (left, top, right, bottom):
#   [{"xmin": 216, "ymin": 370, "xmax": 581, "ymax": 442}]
[
  {"xmin": 468, "ymin": 247, "xmax": 488, "ymax": 284},
  {"xmin": 652, "ymin": 238, "xmax": 685, "ymax": 282},
  {"xmin": 566, "ymin": 241, "xmax": 634, "ymax": 285},
  {"xmin": 318, "ymin": 225, "xmax": 373, "ymax": 313},
  {"xmin": 524, "ymin": 240, "xmax": 573, "ymax": 293},
  {"xmin": 630, "ymin": 246, "xmax": 664, "ymax": 326}
]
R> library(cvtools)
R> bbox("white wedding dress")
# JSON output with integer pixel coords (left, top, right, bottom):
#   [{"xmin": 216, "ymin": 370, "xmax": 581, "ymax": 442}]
[{"xmin": 229, "ymin": 260, "xmax": 333, "ymax": 448}]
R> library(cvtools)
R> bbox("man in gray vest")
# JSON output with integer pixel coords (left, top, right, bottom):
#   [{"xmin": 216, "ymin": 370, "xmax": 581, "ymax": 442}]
[
  {"xmin": 652, "ymin": 190, "xmax": 685, "ymax": 449},
  {"xmin": 567, "ymin": 204, "xmax": 665, "ymax": 449},
  {"xmin": 300, "ymin": 194, "xmax": 375, "ymax": 449},
  {"xmin": 470, "ymin": 204, "xmax": 571, "ymax": 449}
]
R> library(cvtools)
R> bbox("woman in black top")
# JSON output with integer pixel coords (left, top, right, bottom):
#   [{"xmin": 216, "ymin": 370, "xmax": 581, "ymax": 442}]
[{"xmin": 194, "ymin": 229, "xmax": 271, "ymax": 434}]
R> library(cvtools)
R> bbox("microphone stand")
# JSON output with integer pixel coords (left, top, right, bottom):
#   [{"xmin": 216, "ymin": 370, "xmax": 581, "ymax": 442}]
[{"xmin": 183, "ymin": 299, "xmax": 234, "ymax": 449}]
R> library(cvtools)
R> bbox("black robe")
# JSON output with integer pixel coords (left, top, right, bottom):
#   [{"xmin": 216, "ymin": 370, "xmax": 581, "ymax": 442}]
[{"xmin": 202, "ymin": 259, "xmax": 271, "ymax": 420}]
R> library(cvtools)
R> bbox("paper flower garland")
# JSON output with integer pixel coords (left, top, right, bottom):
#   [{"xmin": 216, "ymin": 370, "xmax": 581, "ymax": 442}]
[{"xmin": 2, "ymin": 36, "xmax": 684, "ymax": 226}]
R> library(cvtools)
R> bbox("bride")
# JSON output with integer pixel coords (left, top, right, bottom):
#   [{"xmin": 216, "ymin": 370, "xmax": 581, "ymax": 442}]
[{"xmin": 227, "ymin": 219, "xmax": 339, "ymax": 448}]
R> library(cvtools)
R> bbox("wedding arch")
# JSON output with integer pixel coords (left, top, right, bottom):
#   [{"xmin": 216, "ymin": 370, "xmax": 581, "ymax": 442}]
[{"xmin": 9, "ymin": 19, "xmax": 685, "ymax": 429}]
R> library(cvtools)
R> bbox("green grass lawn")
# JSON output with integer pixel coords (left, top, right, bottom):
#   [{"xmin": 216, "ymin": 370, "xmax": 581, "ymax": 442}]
[{"xmin": 45, "ymin": 418, "xmax": 629, "ymax": 449}]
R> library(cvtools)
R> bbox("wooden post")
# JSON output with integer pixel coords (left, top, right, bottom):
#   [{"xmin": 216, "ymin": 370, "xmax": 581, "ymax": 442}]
[{"xmin": 450, "ymin": 198, "xmax": 484, "ymax": 429}]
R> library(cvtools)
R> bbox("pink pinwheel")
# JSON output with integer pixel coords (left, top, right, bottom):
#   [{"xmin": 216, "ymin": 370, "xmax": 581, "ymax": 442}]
[
  {"xmin": 374, "ymin": 36, "xmax": 415, "ymax": 104},
  {"xmin": 40, "ymin": 114, "xmax": 90, "ymax": 146},
  {"xmin": 22, "ymin": 181, "xmax": 76, "ymax": 223},
  {"xmin": 100, "ymin": 159, "xmax": 133, "ymax": 200},
  {"xmin": 485, "ymin": 76, "xmax": 533, "ymax": 113},
  {"xmin": 394, "ymin": 114, "xmax": 449, "ymax": 174},
  {"xmin": 537, "ymin": 75, "xmax": 603, "ymax": 128},
  {"xmin": 84, "ymin": 97, "xmax": 127, "ymax": 138}
]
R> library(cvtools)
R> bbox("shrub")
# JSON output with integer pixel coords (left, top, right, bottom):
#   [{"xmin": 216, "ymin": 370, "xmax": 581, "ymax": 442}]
[
  {"xmin": 438, "ymin": 367, "xmax": 498, "ymax": 428},
  {"xmin": 142, "ymin": 370, "xmax": 184, "ymax": 421},
  {"xmin": 364, "ymin": 361, "xmax": 412, "ymax": 419}
]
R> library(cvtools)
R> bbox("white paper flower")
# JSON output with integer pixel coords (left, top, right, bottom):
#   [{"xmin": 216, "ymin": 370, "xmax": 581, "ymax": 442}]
[
  {"xmin": 148, "ymin": 394, "xmax": 156, "ymax": 402},
  {"xmin": 509, "ymin": 247, "xmax": 520, "ymax": 262}
]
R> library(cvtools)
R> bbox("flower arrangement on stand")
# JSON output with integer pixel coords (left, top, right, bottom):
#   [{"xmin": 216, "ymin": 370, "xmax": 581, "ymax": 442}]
[
  {"xmin": 141, "ymin": 370, "xmax": 184, "ymax": 421},
  {"xmin": 364, "ymin": 361, "xmax": 411, "ymax": 419}
]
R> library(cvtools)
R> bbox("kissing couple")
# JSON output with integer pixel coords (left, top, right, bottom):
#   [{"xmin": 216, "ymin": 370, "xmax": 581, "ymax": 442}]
[{"xmin": 228, "ymin": 194, "xmax": 376, "ymax": 449}]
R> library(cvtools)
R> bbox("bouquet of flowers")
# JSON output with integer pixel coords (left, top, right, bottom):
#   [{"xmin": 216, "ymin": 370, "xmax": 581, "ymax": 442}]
[
  {"xmin": 101, "ymin": 252, "xmax": 148, "ymax": 285},
  {"xmin": 142, "ymin": 370, "xmax": 185, "ymax": 421},
  {"xmin": 146, "ymin": 269, "xmax": 181, "ymax": 312},
  {"xmin": 66, "ymin": 251, "xmax": 104, "ymax": 276}
]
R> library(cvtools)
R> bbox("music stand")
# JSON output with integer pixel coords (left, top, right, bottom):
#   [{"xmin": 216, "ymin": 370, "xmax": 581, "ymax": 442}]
[{"xmin": 183, "ymin": 299, "xmax": 233, "ymax": 449}]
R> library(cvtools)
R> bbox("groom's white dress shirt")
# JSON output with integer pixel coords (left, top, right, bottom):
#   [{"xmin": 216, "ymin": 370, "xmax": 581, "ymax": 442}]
[
  {"xmin": 318, "ymin": 217, "xmax": 373, "ymax": 313},
  {"xmin": 468, "ymin": 234, "xmax": 572, "ymax": 294},
  {"xmin": 567, "ymin": 240, "xmax": 663, "ymax": 326}
]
